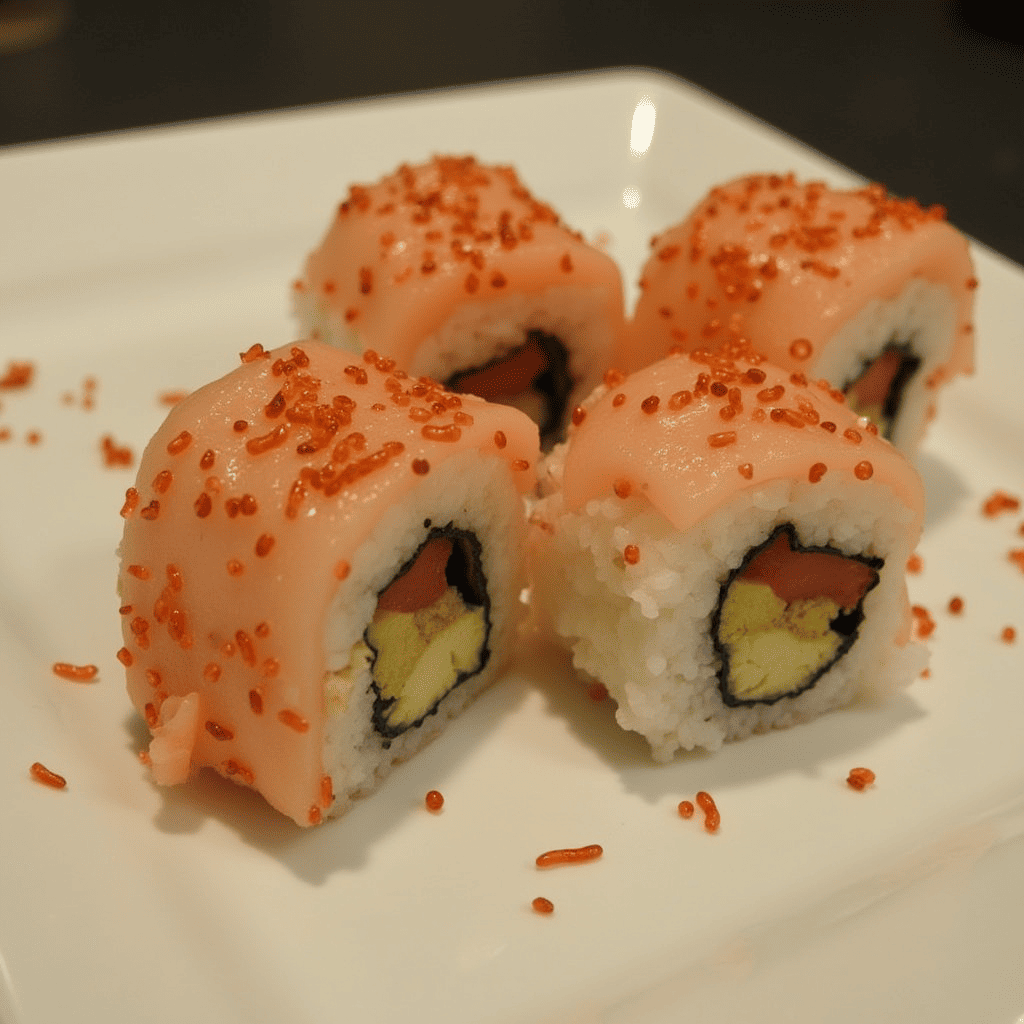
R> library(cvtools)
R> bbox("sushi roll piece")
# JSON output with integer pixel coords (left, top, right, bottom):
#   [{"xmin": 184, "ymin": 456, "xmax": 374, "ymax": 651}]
[
  {"xmin": 118, "ymin": 342, "xmax": 539, "ymax": 826},
  {"xmin": 293, "ymin": 155, "xmax": 627, "ymax": 447},
  {"xmin": 628, "ymin": 173, "xmax": 976, "ymax": 453},
  {"xmin": 531, "ymin": 342, "xmax": 926, "ymax": 758}
]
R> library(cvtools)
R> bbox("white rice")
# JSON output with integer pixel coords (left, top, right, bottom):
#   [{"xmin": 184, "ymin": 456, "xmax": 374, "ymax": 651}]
[{"xmin": 531, "ymin": 446, "xmax": 927, "ymax": 759}]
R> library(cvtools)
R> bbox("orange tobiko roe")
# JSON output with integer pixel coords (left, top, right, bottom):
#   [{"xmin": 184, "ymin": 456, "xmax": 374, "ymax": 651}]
[
  {"xmin": 628, "ymin": 173, "xmax": 975, "ymax": 422},
  {"xmin": 558, "ymin": 344, "xmax": 924, "ymax": 543}
]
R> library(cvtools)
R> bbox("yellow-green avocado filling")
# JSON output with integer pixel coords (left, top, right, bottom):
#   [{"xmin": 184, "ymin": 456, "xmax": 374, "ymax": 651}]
[
  {"xmin": 714, "ymin": 526, "xmax": 881, "ymax": 707},
  {"xmin": 718, "ymin": 582, "xmax": 846, "ymax": 702},
  {"xmin": 366, "ymin": 526, "xmax": 490, "ymax": 741}
]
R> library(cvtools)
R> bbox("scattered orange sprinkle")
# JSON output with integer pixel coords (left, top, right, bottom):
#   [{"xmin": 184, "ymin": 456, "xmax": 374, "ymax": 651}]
[
  {"xmin": 278, "ymin": 708, "xmax": 310, "ymax": 733},
  {"xmin": 906, "ymin": 553, "xmax": 923, "ymax": 574},
  {"xmin": 52, "ymin": 662, "xmax": 98, "ymax": 683},
  {"xmin": 912, "ymin": 604, "xmax": 936, "ymax": 639},
  {"xmin": 531, "ymin": 897, "xmax": 555, "ymax": 915},
  {"xmin": 536, "ymin": 844, "xmax": 603, "ymax": 868},
  {"xmin": 205, "ymin": 720, "xmax": 234, "ymax": 741},
  {"xmin": 982, "ymin": 491, "xmax": 1020, "ymax": 517},
  {"xmin": 696, "ymin": 791, "xmax": 720, "ymax": 832},
  {"xmin": 30, "ymin": 762, "xmax": 66, "ymax": 789},
  {"xmin": 1001, "ymin": 626, "xmax": 1016, "ymax": 644},
  {"xmin": 239, "ymin": 343, "xmax": 269, "ymax": 364},
  {"xmin": 846, "ymin": 767, "xmax": 876, "ymax": 791},
  {"xmin": 223, "ymin": 759, "xmax": 255, "ymax": 785},
  {"xmin": 166, "ymin": 430, "xmax": 192, "ymax": 455},
  {"xmin": 100, "ymin": 434, "xmax": 134, "ymax": 468},
  {"xmin": 677, "ymin": 800, "xmax": 695, "ymax": 819},
  {"xmin": 425, "ymin": 790, "xmax": 444, "ymax": 812},
  {"xmin": 947, "ymin": 596, "xmax": 964, "ymax": 615},
  {"xmin": 0, "ymin": 361, "xmax": 34, "ymax": 389}
]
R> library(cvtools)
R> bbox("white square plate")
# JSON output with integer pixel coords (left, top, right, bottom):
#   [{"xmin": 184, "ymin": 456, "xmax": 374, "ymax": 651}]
[{"xmin": 2, "ymin": 69, "xmax": 1023, "ymax": 1024}]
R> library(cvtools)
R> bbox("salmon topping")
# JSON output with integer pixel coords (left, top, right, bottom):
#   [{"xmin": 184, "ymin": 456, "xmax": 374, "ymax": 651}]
[
  {"xmin": 740, "ymin": 527, "xmax": 880, "ymax": 609},
  {"xmin": 376, "ymin": 537, "xmax": 453, "ymax": 613}
]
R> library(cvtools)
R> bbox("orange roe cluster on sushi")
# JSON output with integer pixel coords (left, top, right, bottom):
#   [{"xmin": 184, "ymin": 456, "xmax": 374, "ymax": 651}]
[
  {"xmin": 629, "ymin": 172, "xmax": 975, "ymax": 456},
  {"xmin": 567, "ymin": 340, "xmax": 898, "ymax": 505},
  {"xmin": 643, "ymin": 174, "xmax": 948, "ymax": 344},
  {"xmin": 312, "ymin": 156, "xmax": 570, "ymax": 310}
]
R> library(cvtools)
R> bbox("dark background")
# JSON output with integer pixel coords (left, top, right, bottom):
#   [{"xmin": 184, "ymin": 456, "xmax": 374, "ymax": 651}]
[{"xmin": 1, "ymin": 0, "xmax": 1021, "ymax": 265}]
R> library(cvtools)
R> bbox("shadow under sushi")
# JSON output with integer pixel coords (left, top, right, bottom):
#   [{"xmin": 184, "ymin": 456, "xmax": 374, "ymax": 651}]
[
  {"xmin": 915, "ymin": 449, "xmax": 971, "ymax": 532},
  {"xmin": 527, "ymin": 633, "xmax": 928, "ymax": 805},
  {"xmin": 123, "ymin": 666, "xmax": 534, "ymax": 885},
  {"xmin": 121, "ymin": 607, "xmax": 930, "ymax": 879}
]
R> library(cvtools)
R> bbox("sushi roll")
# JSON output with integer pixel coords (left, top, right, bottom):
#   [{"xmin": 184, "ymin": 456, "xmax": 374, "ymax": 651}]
[
  {"xmin": 118, "ymin": 342, "xmax": 539, "ymax": 826},
  {"xmin": 293, "ymin": 155, "xmax": 627, "ymax": 447},
  {"xmin": 628, "ymin": 173, "xmax": 976, "ymax": 453},
  {"xmin": 530, "ymin": 342, "xmax": 926, "ymax": 758}
]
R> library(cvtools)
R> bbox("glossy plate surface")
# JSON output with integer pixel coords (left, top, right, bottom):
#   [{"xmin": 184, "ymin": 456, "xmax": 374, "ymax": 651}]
[{"xmin": 1, "ymin": 70, "xmax": 1023, "ymax": 1024}]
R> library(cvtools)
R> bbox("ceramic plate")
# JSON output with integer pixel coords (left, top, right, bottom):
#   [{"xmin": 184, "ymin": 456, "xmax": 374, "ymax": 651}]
[{"xmin": 2, "ymin": 69, "xmax": 1023, "ymax": 1024}]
